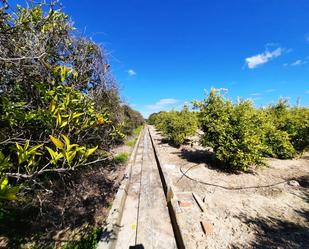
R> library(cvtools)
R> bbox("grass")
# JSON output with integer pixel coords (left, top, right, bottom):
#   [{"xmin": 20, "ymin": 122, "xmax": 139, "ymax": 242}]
[
  {"xmin": 63, "ymin": 228, "xmax": 102, "ymax": 249},
  {"xmin": 124, "ymin": 125, "xmax": 143, "ymax": 147},
  {"xmin": 125, "ymin": 138, "xmax": 137, "ymax": 147},
  {"xmin": 133, "ymin": 125, "xmax": 143, "ymax": 136},
  {"xmin": 114, "ymin": 152, "xmax": 129, "ymax": 164}
]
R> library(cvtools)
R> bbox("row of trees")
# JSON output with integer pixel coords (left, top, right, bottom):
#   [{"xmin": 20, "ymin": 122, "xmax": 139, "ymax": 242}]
[
  {"xmin": 0, "ymin": 1, "xmax": 143, "ymax": 201},
  {"xmin": 149, "ymin": 89, "xmax": 309, "ymax": 171},
  {"xmin": 148, "ymin": 106, "xmax": 198, "ymax": 146}
]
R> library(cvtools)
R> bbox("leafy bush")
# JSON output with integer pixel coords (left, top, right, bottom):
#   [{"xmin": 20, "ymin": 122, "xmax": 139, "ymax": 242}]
[
  {"xmin": 265, "ymin": 100, "xmax": 309, "ymax": 152},
  {"xmin": 0, "ymin": 1, "xmax": 144, "ymax": 248},
  {"xmin": 121, "ymin": 105, "xmax": 144, "ymax": 136},
  {"xmin": 196, "ymin": 89, "xmax": 266, "ymax": 171},
  {"xmin": 195, "ymin": 89, "xmax": 308, "ymax": 171},
  {"xmin": 262, "ymin": 125, "xmax": 296, "ymax": 159},
  {"xmin": 0, "ymin": 1, "xmax": 142, "ymax": 202},
  {"xmin": 149, "ymin": 106, "xmax": 198, "ymax": 146},
  {"xmin": 148, "ymin": 112, "xmax": 160, "ymax": 125}
]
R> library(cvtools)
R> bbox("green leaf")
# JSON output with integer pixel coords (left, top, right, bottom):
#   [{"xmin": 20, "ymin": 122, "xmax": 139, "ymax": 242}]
[
  {"xmin": 24, "ymin": 140, "xmax": 30, "ymax": 150},
  {"xmin": 61, "ymin": 68, "xmax": 66, "ymax": 82},
  {"xmin": 56, "ymin": 112, "xmax": 62, "ymax": 127},
  {"xmin": 61, "ymin": 134, "xmax": 70, "ymax": 147},
  {"xmin": 28, "ymin": 144, "xmax": 44, "ymax": 155},
  {"xmin": 16, "ymin": 143, "xmax": 23, "ymax": 151},
  {"xmin": 76, "ymin": 146, "xmax": 87, "ymax": 154},
  {"xmin": 0, "ymin": 185, "xmax": 19, "ymax": 201},
  {"xmin": 49, "ymin": 135, "xmax": 64, "ymax": 149},
  {"xmin": 0, "ymin": 152, "xmax": 12, "ymax": 171},
  {"xmin": 46, "ymin": 146, "xmax": 63, "ymax": 164},
  {"xmin": 49, "ymin": 100, "xmax": 57, "ymax": 113},
  {"xmin": 0, "ymin": 177, "xmax": 8, "ymax": 190},
  {"xmin": 46, "ymin": 146, "xmax": 57, "ymax": 160},
  {"xmin": 28, "ymin": 158, "xmax": 34, "ymax": 166},
  {"xmin": 60, "ymin": 120, "xmax": 68, "ymax": 128},
  {"xmin": 72, "ymin": 113, "xmax": 84, "ymax": 119},
  {"xmin": 85, "ymin": 146, "xmax": 98, "ymax": 158},
  {"xmin": 5, "ymin": 193, "xmax": 17, "ymax": 201},
  {"xmin": 67, "ymin": 151, "xmax": 76, "ymax": 164}
]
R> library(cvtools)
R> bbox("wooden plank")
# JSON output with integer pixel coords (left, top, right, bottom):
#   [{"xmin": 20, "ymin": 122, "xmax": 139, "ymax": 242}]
[
  {"xmin": 98, "ymin": 128, "xmax": 144, "ymax": 249},
  {"xmin": 136, "ymin": 131, "xmax": 177, "ymax": 248},
  {"xmin": 114, "ymin": 134, "xmax": 144, "ymax": 249}
]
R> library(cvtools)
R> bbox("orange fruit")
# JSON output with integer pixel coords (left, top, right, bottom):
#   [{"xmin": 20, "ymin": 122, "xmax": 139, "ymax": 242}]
[{"xmin": 97, "ymin": 117, "xmax": 105, "ymax": 125}]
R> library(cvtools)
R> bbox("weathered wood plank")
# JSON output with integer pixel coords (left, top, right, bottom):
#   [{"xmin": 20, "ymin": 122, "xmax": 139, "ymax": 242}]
[
  {"xmin": 114, "ymin": 134, "xmax": 144, "ymax": 249},
  {"xmin": 136, "ymin": 131, "xmax": 177, "ymax": 248}
]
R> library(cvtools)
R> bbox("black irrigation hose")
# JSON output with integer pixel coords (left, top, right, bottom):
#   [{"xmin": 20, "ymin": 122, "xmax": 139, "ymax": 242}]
[{"xmin": 178, "ymin": 164, "xmax": 292, "ymax": 190}]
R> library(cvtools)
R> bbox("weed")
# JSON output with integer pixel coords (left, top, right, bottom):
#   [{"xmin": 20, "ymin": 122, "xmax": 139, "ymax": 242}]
[
  {"xmin": 114, "ymin": 153, "xmax": 129, "ymax": 164},
  {"xmin": 125, "ymin": 139, "xmax": 137, "ymax": 147},
  {"xmin": 63, "ymin": 228, "xmax": 102, "ymax": 249}
]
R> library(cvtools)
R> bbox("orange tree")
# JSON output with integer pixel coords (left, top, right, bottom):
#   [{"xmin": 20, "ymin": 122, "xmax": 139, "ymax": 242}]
[
  {"xmin": 150, "ymin": 106, "xmax": 198, "ymax": 146},
  {"xmin": 195, "ymin": 89, "xmax": 300, "ymax": 171},
  {"xmin": 0, "ymin": 1, "xmax": 141, "ymax": 201}
]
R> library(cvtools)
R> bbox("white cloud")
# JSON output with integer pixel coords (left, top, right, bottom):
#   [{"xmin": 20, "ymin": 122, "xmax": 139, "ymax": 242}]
[
  {"xmin": 147, "ymin": 98, "xmax": 178, "ymax": 110},
  {"xmin": 284, "ymin": 58, "xmax": 307, "ymax": 67},
  {"xmin": 291, "ymin": 59, "xmax": 306, "ymax": 66},
  {"xmin": 250, "ymin": 93, "xmax": 261, "ymax": 96},
  {"xmin": 245, "ymin": 48, "xmax": 283, "ymax": 69},
  {"xmin": 266, "ymin": 42, "xmax": 279, "ymax": 47},
  {"xmin": 305, "ymin": 90, "xmax": 309, "ymax": 94},
  {"xmin": 249, "ymin": 97, "xmax": 262, "ymax": 101},
  {"xmin": 127, "ymin": 69, "xmax": 136, "ymax": 76},
  {"xmin": 265, "ymin": 89, "xmax": 276, "ymax": 93},
  {"xmin": 140, "ymin": 98, "xmax": 180, "ymax": 118}
]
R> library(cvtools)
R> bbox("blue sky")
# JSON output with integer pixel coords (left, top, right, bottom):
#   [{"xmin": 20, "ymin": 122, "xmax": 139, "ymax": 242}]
[{"xmin": 14, "ymin": 0, "xmax": 309, "ymax": 117}]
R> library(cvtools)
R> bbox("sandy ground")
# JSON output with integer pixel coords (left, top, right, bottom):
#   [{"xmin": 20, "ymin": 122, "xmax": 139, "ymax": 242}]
[{"xmin": 149, "ymin": 126, "xmax": 309, "ymax": 249}]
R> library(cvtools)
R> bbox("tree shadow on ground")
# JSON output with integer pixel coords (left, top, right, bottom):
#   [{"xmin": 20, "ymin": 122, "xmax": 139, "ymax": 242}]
[
  {"xmin": 0, "ymin": 162, "xmax": 123, "ymax": 248},
  {"xmin": 301, "ymin": 155, "xmax": 309, "ymax": 160},
  {"xmin": 152, "ymin": 131, "xmax": 240, "ymax": 173},
  {"xmin": 231, "ymin": 174, "xmax": 309, "ymax": 249},
  {"xmin": 176, "ymin": 148, "xmax": 240, "ymax": 173},
  {"xmin": 178, "ymin": 148, "xmax": 214, "ymax": 164},
  {"xmin": 157, "ymin": 137, "xmax": 185, "ymax": 148},
  {"xmin": 231, "ymin": 213, "xmax": 309, "ymax": 249},
  {"xmin": 295, "ymin": 175, "xmax": 309, "ymax": 188},
  {"xmin": 287, "ymin": 175, "xmax": 309, "ymax": 203}
]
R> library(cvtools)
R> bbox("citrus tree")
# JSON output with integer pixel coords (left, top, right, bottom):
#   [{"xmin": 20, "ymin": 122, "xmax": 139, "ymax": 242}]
[
  {"xmin": 0, "ymin": 0, "xmax": 142, "ymax": 202},
  {"xmin": 195, "ymin": 89, "xmax": 307, "ymax": 171},
  {"xmin": 150, "ymin": 106, "xmax": 198, "ymax": 146}
]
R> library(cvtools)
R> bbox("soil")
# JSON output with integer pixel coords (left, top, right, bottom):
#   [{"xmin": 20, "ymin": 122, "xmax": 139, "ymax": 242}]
[
  {"xmin": 0, "ymin": 141, "xmax": 136, "ymax": 249},
  {"xmin": 149, "ymin": 126, "xmax": 309, "ymax": 249}
]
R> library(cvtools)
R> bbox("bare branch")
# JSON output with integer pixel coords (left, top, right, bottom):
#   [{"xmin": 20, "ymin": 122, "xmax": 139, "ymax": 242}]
[
  {"xmin": 5, "ymin": 157, "xmax": 110, "ymax": 180},
  {"xmin": 0, "ymin": 52, "xmax": 46, "ymax": 62}
]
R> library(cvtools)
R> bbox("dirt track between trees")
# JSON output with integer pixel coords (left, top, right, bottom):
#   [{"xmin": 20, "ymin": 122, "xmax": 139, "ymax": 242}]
[{"xmin": 149, "ymin": 126, "xmax": 309, "ymax": 249}]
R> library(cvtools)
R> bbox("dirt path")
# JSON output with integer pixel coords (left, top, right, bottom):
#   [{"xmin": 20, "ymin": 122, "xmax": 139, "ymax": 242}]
[{"xmin": 149, "ymin": 126, "xmax": 309, "ymax": 249}]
